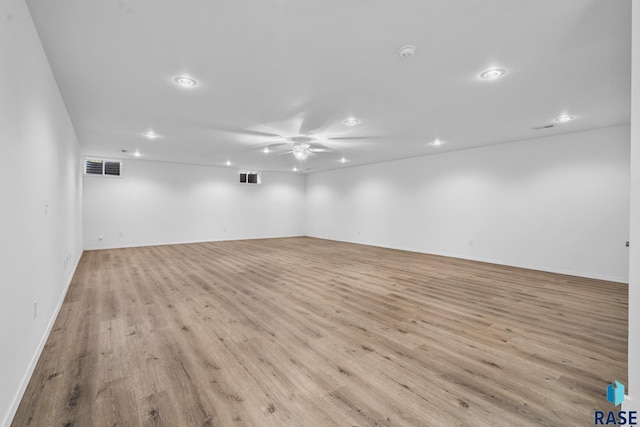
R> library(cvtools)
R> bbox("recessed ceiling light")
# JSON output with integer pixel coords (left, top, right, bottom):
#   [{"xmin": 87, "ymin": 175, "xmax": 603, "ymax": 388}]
[
  {"xmin": 263, "ymin": 147, "xmax": 270, "ymax": 154},
  {"xmin": 479, "ymin": 68, "xmax": 506, "ymax": 80},
  {"xmin": 398, "ymin": 45, "xmax": 416, "ymax": 58},
  {"xmin": 143, "ymin": 131, "xmax": 159, "ymax": 139},
  {"xmin": 133, "ymin": 151, "xmax": 141, "ymax": 157},
  {"xmin": 340, "ymin": 157, "xmax": 347, "ymax": 163},
  {"xmin": 293, "ymin": 167, "xmax": 298, "ymax": 172},
  {"xmin": 343, "ymin": 118, "xmax": 359, "ymax": 126},
  {"xmin": 554, "ymin": 115, "xmax": 575, "ymax": 123},
  {"xmin": 430, "ymin": 139, "xmax": 445, "ymax": 147},
  {"xmin": 225, "ymin": 160, "xmax": 231, "ymax": 166},
  {"xmin": 174, "ymin": 76, "xmax": 197, "ymax": 88}
]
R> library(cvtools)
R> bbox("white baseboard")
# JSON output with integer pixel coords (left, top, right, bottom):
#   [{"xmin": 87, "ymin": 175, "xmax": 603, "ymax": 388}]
[
  {"xmin": 83, "ymin": 233, "xmax": 306, "ymax": 251},
  {"xmin": 304, "ymin": 235, "xmax": 628, "ymax": 283},
  {"xmin": 2, "ymin": 251, "xmax": 83, "ymax": 427}
]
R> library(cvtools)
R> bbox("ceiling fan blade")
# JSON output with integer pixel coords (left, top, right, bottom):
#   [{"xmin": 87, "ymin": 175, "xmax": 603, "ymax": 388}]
[
  {"xmin": 219, "ymin": 128, "xmax": 284, "ymax": 138},
  {"xmin": 326, "ymin": 136, "xmax": 388, "ymax": 141},
  {"xmin": 261, "ymin": 142, "xmax": 289, "ymax": 149},
  {"xmin": 247, "ymin": 142, "xmax": 289, "ymax": 154},
  {"xmin": 194, "ymin": 122, "xmax": 284, "ymax": 138},
  {"xmin": 310, "ymin": 142, "xmax": 332, "ymax": 150}
]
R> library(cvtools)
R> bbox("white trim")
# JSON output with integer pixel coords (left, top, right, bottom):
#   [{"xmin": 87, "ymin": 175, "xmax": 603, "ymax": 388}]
[
  {"xmin": 2, "ymin": 251, "xmax": 83, "ymax": 427},
  {"xmin": 431, "ymin": 252, "xmax": 629, "ymax": 284},
  {"xmin": 83, "ymin": 234, "xmax": 305, "ymax": 251},
  {"xmin": 304, "ymin": 235, "xmax": 629, "ymax": 284},
  {"xmin": 622, "ymin": 395, "xmax": 637, "ymax": 413}
]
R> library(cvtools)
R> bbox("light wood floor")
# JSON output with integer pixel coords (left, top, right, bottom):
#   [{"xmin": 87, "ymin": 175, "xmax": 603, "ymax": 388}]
[{"xmin": 13, "ymin": 237, "xmax": 627, "ymax": 426}]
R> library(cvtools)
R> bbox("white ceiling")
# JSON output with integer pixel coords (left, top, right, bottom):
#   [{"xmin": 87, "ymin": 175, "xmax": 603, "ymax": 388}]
[{"xmin": 26, "ymin": 0, "xmax": 631, "ymax": 173}]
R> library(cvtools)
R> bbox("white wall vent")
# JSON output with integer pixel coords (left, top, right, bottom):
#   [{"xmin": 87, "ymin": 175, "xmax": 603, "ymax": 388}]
[
  {"xmin": 239, "ymin": 170, "xmax": 261, "ymax": 184},
  {"xmin": 84, "ymin": 158, "xmax": 122, "ymax": 176}
]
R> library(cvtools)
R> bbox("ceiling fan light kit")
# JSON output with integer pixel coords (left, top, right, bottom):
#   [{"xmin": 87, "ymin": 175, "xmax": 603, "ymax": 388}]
[{"xmin": 292, "ymin": 143, "xmax": 312, "ymax": 161}]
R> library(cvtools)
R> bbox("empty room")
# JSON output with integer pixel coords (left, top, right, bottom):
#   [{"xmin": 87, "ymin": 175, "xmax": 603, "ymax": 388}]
[{"xmin": 2, "ymin": 0, "xmax": 639, "ymax": 426}]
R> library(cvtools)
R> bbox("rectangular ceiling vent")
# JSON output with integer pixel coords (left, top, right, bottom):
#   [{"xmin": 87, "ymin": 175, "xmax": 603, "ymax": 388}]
[
  {"xmin": 531, "ymin": 124, "xmax": 556, "ymax": 131},
  {"xmin": 84, "ymin": 158, "xmax": 122, "ymax": 177},
  {"xmin": 239, "ymin": 170, "xmax": 261, "ymax": 185}
]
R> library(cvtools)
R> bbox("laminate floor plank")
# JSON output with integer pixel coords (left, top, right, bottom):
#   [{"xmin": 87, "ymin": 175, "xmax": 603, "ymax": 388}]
[{"xmin": 12, "ymin": 237, "xmax": 627, "ymax": 426}]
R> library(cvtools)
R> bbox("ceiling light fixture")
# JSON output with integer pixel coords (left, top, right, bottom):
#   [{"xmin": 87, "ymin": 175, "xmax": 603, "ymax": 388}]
[
  {"xmin": 398, "ymin": 45, "xmax": 416, "ymax": 58},
  {"xmin": 133, "ymin": 151, "xmax": 141, "ymax": 157},
  {"xmin": 293, "ymin": 143, "xmax": 311, "ymax": 161},
  {"xmin": 479, "ymin": 68, "xmax": 506, "ymax": 80},
  {"xmin": 263, "ymin": 147, "xmax": 270, "ymax": 154},
  {"xmin": 340, "ymin": 157, "xmax": 347, "ymax": 163},
  {"xmin": 293, "ymin": 167, "xmax": 298, "ymax": 172},
  {"xmin": 143, "ymin": 131, "xmax": 159, "ymax": 139},
  {"xmin": 553, "ymin": 115, "xmax": 575, "ymax": 123},
  {"xmin": 343, "ymin": 118, "xmax": 359, "ymax": 126},
  {"xmin": 225, "ymin": 160, "xmax": 231, "ymax": 166},
  {"xmin": 174, "ymin": 76, "xmax": 197, "ymax": 88},
  {"xmin": 430, "ymin": 139, "xmax": 445, "ymax": 147}
]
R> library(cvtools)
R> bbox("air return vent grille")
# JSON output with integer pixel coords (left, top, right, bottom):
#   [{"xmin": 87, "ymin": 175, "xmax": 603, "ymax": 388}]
[
  {"xmin": 531, "ymin": 124, "xmax": 556, "ymax": 131},
  {"xmin": 84, "ymin": 158, "xmax": 122, "ymax": 176},
  {"xmin": 239, "ymin": 170, "xmax": 261, "ymax": 185},
  {"xmin": 104, "ymin": 161, "xmax": 121, "ymax": 176}
]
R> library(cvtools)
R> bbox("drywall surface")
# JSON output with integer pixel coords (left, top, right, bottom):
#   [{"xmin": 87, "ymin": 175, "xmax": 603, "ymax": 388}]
[
  {"xmin": 305, "ymin": 125, "xmax": 630, "ymax": 282},
  {"xmin": 0, "ymin": 0, "xmax": 83, "ymax": 425},
  {"xmin": 83, "ymin": 160, "xmax": 305, "ymax": 249},
  {"xmin": 628, "ymin": 0, "xmax": 639, "ymax": 404}
]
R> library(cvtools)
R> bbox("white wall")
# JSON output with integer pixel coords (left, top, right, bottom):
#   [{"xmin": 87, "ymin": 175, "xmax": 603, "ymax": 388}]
[
  {"xmin": 306, "ymin": 125, "xmax": 630, "ymax": 282},
  {"xmin": 83, "ymin": 160, "xmax": 305, "ymax": 249},
  {"xmin": 0, "ymin": 0, "xmax": 83, "ymax": 425},
  {"xmin": 626, "ymin": 0, "xmax": 639, "ymax": 411}
]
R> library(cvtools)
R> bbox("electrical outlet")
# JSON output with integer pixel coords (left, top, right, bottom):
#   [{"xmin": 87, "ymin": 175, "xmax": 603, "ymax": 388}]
[
  {"xmin": 119, "ymin": 231, "xmax": 123, "ymax": 237},
  {"xmin": 33, "ymin": 301, "xmax": 37, "ymax": 319},
  {"xmin": 98, "ymin": 235, "xmax": 103, "ymax": 241},
  {"xmin": 44, "ymin": 200, "xmax": 49, "ymax": 214},
  {"xmin": 469, "ymin": 240, "xmax": 474, "ymax": 246}
]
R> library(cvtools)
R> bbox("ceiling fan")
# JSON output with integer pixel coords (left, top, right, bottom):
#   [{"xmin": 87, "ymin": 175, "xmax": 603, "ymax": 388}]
[
  {"xmin": 278, "ymin": 136, "xmax": 333, "ymax": 161},
  {"xmin": 205, "ymin": 105, "xmax": 386, "ymax": 161}
]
